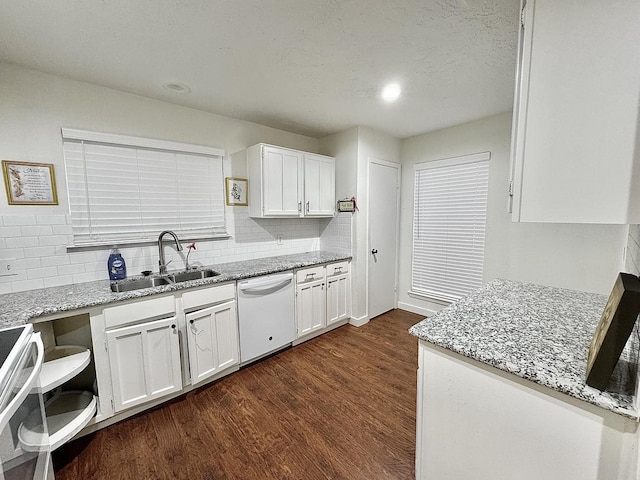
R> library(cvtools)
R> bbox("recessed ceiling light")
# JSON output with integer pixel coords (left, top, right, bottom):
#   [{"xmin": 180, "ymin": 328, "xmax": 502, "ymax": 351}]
[
  {"xmin": 381, "ymin": 83, "xmax": 401, "ymax": 102},
  {"xmin": 162, "ymin": 82, "xmax": 191, "ymax": 94}
]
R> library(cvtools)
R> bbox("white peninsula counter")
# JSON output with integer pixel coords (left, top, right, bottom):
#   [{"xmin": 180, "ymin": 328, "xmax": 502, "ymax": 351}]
[{"xmin": 409, "ymin": 279, "xmax": 640, "ymax": 480}]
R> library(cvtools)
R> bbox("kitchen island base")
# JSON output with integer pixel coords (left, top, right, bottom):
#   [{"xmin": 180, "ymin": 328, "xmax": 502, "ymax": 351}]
[{"xmin": 416, "ymin": 341, "xmax": 640, "ymax": 480}]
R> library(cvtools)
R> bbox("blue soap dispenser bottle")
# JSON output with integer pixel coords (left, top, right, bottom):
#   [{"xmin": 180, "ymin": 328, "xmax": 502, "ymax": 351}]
[{"xmin": 107, "ymin": 246, "xmax": 127, "ymax": 281}]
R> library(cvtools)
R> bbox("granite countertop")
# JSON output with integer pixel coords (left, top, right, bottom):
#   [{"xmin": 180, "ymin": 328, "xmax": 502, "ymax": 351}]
[
  {"xmin": 0, "ymin": 251, "xmax": 350, "ymax": 327},
  {"xmin": 409, "ymin": 278, "xmax": 639, "ymax": 419}
]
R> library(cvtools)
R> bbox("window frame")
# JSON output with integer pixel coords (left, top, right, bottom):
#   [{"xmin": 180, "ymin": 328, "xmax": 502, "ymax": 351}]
[
  {"xmin": 61, "ymin": 128, "xmax": 228, "ymax": 248},
  {"xmin": 410, "ymin": 151, "xmax": 490, "ymax": 304}
]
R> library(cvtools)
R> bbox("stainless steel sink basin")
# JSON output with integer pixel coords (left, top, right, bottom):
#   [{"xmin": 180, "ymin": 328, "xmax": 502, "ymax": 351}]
[
  {"xmin": 110, "ymin": 276, "xmax": 172, "ymax": 293},
  {"xmin": 169, "ymin": 269, "xmax": 220, "ymax": 282},
  {"xmin": 111, "ymin": 268, "xmax": 220, "ymax": 293},
  {"xmin": 110, "ymin": 269, "xmax": 220, "ymax": 292}
]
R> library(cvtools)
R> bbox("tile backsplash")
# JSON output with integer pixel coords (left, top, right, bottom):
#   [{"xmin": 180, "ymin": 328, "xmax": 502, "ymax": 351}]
[
  {"xmin": 623, "ymin": 225, "xmax": 640, "ymax": 409},
  {"xmin": 0, "ymin": 208, "xmax": 353, "ymax": 294},
  {"xmin": 626, "ymin": 224, "xmax": 640, "ymax": 275},
  {"xmin": 319, "ymin": 212, "xmax": 353, "ymax": 256}
]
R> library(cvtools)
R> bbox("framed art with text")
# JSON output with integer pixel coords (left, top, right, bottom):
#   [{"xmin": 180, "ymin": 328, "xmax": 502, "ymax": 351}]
[{"xmin": 2, "ymin": 160, "xmax": 58, "ymax": 205}]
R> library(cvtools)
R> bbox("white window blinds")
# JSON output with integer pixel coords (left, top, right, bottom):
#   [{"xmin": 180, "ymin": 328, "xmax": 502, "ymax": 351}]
[
  {"xmin": 411, "ymin": 152, "xmax": 490, "ymax": 303},
  {"xmin": 62, "ymin": 129, "xmax": 227, "ymax": 246}
]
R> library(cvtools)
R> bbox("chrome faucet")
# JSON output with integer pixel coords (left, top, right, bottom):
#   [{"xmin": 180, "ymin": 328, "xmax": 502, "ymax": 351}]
[{"xmin": 158, "ymin": 230, "xmax": 183, "ymax": 275}]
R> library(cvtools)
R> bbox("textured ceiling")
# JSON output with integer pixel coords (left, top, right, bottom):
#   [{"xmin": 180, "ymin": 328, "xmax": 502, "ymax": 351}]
[{"xmin": 0, "ymin": 0, "xmax": 520, "ymax": 139}]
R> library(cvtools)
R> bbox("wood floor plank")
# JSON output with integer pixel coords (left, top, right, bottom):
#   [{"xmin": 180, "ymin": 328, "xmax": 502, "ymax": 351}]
[{"xmin": 53, "ymin": 309, "xmax": 423, "ymax": 480}]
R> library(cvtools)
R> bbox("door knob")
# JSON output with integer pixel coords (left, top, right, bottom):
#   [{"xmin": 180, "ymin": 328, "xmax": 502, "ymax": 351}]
[{"xmin": 371, "ymin": 249, "xmax": 378, "ymax": 254}]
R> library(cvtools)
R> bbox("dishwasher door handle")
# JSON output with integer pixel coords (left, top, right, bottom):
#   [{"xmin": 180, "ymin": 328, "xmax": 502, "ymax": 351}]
[{"xmin": 239, "ymin": 275, "xmax": 293, "ymax": 294}]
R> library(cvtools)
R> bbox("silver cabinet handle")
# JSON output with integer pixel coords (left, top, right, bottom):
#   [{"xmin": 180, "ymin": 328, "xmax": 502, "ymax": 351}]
[
  {"xmin": 298, "ymin": 201, "xmax": 302, "ymax": 213},
  {"xmin": 306, "ymin": 201, "xmax": 310, "ymax": 213}
]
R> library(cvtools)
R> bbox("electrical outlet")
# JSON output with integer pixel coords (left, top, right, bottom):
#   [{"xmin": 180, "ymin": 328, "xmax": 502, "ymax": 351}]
[
  {"xmin": 0, "ymin": 259, "xmax": 17, "ymax": 276},
  {"xmin": 276, "ymin": 234, "xmax": 283, "ymax": 245}
]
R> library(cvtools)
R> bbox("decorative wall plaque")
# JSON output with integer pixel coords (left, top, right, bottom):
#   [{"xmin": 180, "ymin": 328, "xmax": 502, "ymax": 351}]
[{"xmin": 586, "ymin": 273, "xmax": 640, "ymax": 390}]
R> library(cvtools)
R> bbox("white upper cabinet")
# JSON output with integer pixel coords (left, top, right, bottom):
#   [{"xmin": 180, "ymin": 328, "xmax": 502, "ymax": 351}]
[
  {"xmin": 509, "ymin": 0, "xmax": 640, "ymax": 224},
  {"xmin": 304, "ymin": 153, "xmax": 336, "ymax": 216},
  {"xmin": 248, "ymin": 144, "xmax": 302, "ymax": 217},
  {"xmin": 246, "ymin": 143, "xmax": 335, "ymax": 218}
]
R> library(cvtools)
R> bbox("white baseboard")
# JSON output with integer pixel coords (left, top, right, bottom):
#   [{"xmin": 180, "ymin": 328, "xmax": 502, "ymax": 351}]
[
  {"xmin": 397, "ymin": 301, "xmax": 437, "ymax": 318},
  {"xmin": 349, "ymin": 314, "xmax": 369, "ymax": 327},
  {"xmin": 292, "ymin": 318, "xmax": 349, "ymax": 346}
]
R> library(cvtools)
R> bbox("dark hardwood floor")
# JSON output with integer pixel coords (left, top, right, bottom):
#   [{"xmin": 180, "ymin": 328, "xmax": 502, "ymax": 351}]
[{"xmin": 53, "ymin": 309, "xmax": 422, "ymax": 480}]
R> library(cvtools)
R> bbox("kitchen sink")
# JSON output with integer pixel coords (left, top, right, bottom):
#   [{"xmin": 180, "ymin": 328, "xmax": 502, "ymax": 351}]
[
  {"xmin": 110, "ymin": 276, "xmax": 172, "ymax": 293},
  {"xmin": 110, "ymin": 269, "xmax": 220, "ymax": 293},
  {"xmin": 168, "ymin": 269, "xmax": 220, "ymax": 282}
]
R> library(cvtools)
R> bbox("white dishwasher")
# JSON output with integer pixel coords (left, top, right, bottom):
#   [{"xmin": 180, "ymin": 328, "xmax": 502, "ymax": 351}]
[{"xmin": 237, "ymin": 272, "xmax": 295, "ymax": 364}]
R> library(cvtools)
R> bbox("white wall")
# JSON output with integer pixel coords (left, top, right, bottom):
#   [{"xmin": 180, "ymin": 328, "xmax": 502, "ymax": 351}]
[
  {"xmin": 355, "ymin": 127, "xmax": 401, "ymax": 322},
  {"xmin": 320, "ymin": 126, "xmax": 400, "ymax": 324},
  {"xmin": 398, "ymin": 113, "xmax": 627, "ymax": 316},
  {"xmin": 318, "ymin": 127, "xmax": 358, "ymax": 256},
  {"xmin": 0, "ymin": 63, "xmax": 331, "ymax": 293},
  {"xmin": 319, "ymin": 127, "xmax": 358, "ymax": 202}
]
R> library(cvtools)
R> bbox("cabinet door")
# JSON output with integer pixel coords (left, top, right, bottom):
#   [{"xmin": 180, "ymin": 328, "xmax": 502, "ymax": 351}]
[
  {"xmin": 296, "ymin": 279, "xmax": 326, "ymax": 338},
  {"xmin": 304, "ymin": 153, "xmax": 335, "ymax": 217},
  {"xmin": 327, "ymin": 274, "xmax": 351, "ymax": 325},
  {"xmin": 106, "ymin": 316, "xmax": 182, "ymax": 412},
  {"xmin": 510, "ymin": 0, "xmax": 640, "ymax": 223},
  {"xmin": 186, "ymin": 300, "xmax": 239, "ymax": 385},
  {"xmin": 262, "ymin": 146, "xmax": 302, "ymax": 217}
]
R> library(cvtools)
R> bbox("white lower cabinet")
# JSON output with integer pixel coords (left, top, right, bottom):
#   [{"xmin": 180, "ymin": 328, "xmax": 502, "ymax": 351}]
[
  {"xmin": 326, "ymin": 261, "xmax": 351, "ymax": 326},
  {"xmin": 102, "ymin": 284, "xmax": 238, "ymax": 414},
  {"xmin": 186, "ymin": 300, "xmax": 239, "ymax": 385},
  {"xmin": 296, "ymin": 266, "xmax": 327, "ymax": 338},
  {"xmin": 295, "ymin": 261, "xmax": 351, "ymax": 339},
  {"xmin": 326, "ymin": 274, "xmax": 350, "ymax": 325},
  {"xmin": 296, "ymin": 279, "xmax": 326, "ymax": 338},
  {"xmin": 106, "ymin": 316, "xmax": 182, "ymax": 413}
]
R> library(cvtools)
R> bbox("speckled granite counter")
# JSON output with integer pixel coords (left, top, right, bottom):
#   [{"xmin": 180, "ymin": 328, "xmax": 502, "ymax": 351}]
[
  {"xmin": 409, "ymin": 278, "xmax": 639, "ymax": 418},
  {"xmin": 0, "ymin": 251, "xmax": 350, "ymax": 327}
]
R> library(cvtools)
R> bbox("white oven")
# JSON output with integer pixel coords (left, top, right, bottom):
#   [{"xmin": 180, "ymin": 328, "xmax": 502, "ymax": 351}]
[{"xmin": 0, "ymin": 324, "xmax": 52, "ymax": 479}]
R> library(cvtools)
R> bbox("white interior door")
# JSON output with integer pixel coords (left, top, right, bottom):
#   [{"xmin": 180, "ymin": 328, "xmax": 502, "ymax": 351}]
[{"xmin": 368, "ymin": 159, "xmax": 400, "ymax": 319}]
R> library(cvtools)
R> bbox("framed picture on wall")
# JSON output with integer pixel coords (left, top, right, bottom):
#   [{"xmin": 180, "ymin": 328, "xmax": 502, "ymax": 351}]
[
  {"xmin": 225, "ymin": 177, "xmax": 248, "ymax": 206},
  {"xmin": 2, "ymin": 160, "xmax": 59, "ymax": 205}
]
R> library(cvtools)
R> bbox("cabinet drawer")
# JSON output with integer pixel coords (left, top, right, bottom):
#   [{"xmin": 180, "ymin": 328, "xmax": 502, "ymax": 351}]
[
  {"xmin": 326, "ymin": 261, "xmax": 349, "ymax": 277},
  {"xmin": 104, "ymin": 295, "xmax": 175, "ymax": 329},
  {"xmin": 296, "ymin": 266, "xmax": 326, "ymax": 284},
  {"xmin": 181, "ymin": 282, "xmax": 235, "ymax": 311}
]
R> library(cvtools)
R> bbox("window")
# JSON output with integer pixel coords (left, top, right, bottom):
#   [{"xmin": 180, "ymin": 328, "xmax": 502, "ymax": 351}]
[
  {"xmin": 62, "ymin": 129, "xmax": 227, "ymax": 246},
  {"xmin": 411, "ymin": 152, "xmax": 490, "ymax": 303}
]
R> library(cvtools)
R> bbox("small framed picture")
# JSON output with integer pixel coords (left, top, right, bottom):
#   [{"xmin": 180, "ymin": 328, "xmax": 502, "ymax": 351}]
[
  {"xmin": 225, "ymin": 177, "xmax": 248, "ymax": 206},
  {"xmin": 2, "ymin": 160, "xmax": 59, "ymax": 205}
]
